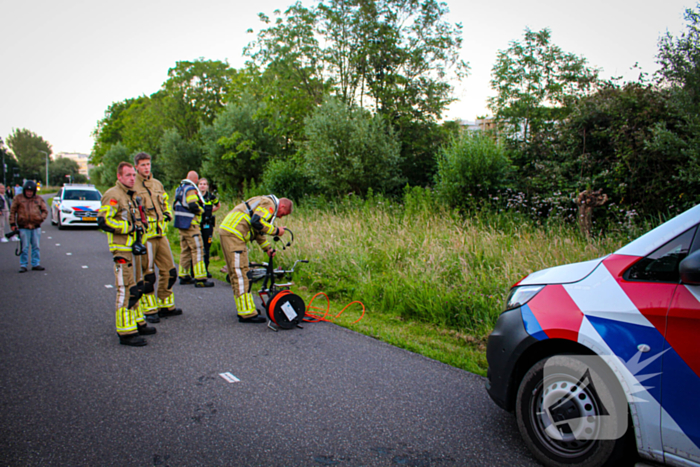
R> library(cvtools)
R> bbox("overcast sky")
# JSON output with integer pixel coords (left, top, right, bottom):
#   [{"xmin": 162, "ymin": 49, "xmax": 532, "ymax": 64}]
[{"xmin": 0, "ymin": 0, "xmax": 692, "ymax": 155}]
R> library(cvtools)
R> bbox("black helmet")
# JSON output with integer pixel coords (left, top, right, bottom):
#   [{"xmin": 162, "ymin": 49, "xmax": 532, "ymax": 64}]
[{"xmin": 23, "ymin": 180, "xmax": 37, "ymax": 195}]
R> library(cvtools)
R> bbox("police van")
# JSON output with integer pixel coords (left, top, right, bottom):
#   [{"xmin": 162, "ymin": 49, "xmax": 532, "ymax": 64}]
[{"xmin": 487, "ymin": 204, "xmax": 700, "ymax": 466}]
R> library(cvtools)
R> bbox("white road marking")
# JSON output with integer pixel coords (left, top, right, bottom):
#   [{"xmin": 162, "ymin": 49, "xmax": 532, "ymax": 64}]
[
  {"xmin": 66, "ymin": 253, "xmax": 72, "ymax": 256},
  {"xmin": 105, "ymin": 285, "xmax": 113, "ymax": 288},
  {"xmin": 219, "ymin": 372, "xmax": 240, "ymax": 383},
  {"xmin": 82, "ymin": 266, "xmax": 88, "ymax": 269}
]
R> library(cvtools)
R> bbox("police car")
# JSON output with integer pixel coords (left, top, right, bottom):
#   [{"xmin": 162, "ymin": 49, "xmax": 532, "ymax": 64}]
[
  {"xmin": 486, "ymin": 204, "xmax": 700, "ymax": 467},
  {"xmin": 51, "ymin": 184, "xmax": 102, "ymax": 229}
]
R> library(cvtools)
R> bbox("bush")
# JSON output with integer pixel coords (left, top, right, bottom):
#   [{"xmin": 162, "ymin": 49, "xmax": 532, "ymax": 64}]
[
  {"xmin": 303, "ymin": 98, "xmax": 404, "ymax": 196},
  {"xmin": 434, "ymin": 131, "xmax": 512, "ymax": 208},
  {"xmin": 261, "ymin": 157, "xmax": 318, "ymax": 201}
]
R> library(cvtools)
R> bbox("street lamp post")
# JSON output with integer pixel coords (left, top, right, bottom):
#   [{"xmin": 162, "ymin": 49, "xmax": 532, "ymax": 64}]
[{"xmin": 38, "ymin": 150, "xmax": 49, "ymax": 187}]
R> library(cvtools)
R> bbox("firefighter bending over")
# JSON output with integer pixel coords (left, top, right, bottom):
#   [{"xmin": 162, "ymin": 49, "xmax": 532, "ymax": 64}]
[
  {"xmin": 219, "ymin": 195, "xmax": 293, "ymax": 323},
  {"xmin": 98, "ymin": 162, "xmax": 156, "ymax": 346}
]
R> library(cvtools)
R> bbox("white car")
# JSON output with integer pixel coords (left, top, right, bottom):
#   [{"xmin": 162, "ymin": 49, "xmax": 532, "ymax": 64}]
[{"xmin": 51, "ymin": 184, "xmax": 102, "ymax": 229}]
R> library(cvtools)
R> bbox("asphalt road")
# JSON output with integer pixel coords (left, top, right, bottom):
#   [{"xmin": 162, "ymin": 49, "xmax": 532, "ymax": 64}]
[{"xmin": 0, "ymin": 199, "xmax": 539, "ymax": 467}]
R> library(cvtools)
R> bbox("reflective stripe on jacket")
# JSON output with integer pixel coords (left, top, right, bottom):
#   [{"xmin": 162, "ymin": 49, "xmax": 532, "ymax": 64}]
[
  {"xmin": 134, "ymin": 173, "xmax": 171, "ymax": 239},
  {"xmin": 99, "ymin": 181, "xmax": 138, "ymax": 252},
  {"xmin": 219, "ymin": 195, "xmax": 280, "ymax": 251}
]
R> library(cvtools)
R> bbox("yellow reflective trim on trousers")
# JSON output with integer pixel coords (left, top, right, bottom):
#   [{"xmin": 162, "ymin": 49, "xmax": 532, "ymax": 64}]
[
  {"xmin": 159, "ymin": 293, "xmax": 174, "ymax": 309},
  {"xmin": 236, "ymin": 293, "xmax": 256, "ymax": 317},
  {"xmin": 193, "ymin": 259, "xmax": 206, "ymax": 279},
  {"xmin": 142, "ymin": 293, "xmax": 158, "ymax": 312},
  {"xmin": 116, "ymin": 306, "xmax": 137, "ymax": 333}
]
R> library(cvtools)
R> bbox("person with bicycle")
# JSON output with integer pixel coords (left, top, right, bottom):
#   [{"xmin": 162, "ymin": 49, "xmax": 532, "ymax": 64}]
[{"xmin": 218, "ymin": 195, "xmax": 293, "ymax": 323}]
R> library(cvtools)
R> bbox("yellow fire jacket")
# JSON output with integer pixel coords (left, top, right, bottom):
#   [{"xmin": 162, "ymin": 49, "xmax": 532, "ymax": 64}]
[
  {"xmin": 134, "ymin": 173, "xmax": 172, "ymax": 239},
  {"xmin": 219, "ymin": 195, "xmax": 282, "ymax": 251},
  {"xmin": 98, "ymin": 181, "xmax": 142, "ymax": 253}
]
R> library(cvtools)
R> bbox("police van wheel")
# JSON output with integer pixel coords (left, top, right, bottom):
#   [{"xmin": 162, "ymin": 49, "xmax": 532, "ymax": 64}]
[{"xmin": 515, "ymin": 355, "xmax": 635, "ymax": 467}]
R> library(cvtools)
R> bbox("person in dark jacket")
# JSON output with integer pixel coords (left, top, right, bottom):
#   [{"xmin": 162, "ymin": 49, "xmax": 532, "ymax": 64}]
[{"xmin": 9, "ymin": 180, "xmax": 48, "ymax": 273}]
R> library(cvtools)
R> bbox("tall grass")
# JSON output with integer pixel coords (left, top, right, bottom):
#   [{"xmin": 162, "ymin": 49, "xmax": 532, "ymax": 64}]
[{"xmin": 276, "ymin": 187, "xmax": 630, "ymax": 338}]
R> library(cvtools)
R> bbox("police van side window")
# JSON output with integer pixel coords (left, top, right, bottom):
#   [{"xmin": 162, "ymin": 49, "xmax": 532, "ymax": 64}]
[{"xmin": 625, "ymin": 227, "xmax": 698, "ymax": 283}]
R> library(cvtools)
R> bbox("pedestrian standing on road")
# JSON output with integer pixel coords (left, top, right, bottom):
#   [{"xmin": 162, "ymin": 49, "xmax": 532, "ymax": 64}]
[
  {"xmin": 219, "ymin": 195, "xmax": 292, "ymax": 323},
  {"xmin": 0, "ymin": 183, "xmax": 12, "ymax": 242},
  {"xmin": 174, "ymin": 171, "xmax": 214, "ymax": 288},
  {"xmin": 198, "ymin": 178, "xmax": 219, "ymax": 278},
  {"xmin": 133, "ymin": 152, "xmax": 182, "ymax": 323},
  {"xmin": 98, "ymin": 162, "xmax": 156, "ymax": 346},
  {"xmin": 9, "ymin": 180, "xmax": 48, "ymax": 273}
]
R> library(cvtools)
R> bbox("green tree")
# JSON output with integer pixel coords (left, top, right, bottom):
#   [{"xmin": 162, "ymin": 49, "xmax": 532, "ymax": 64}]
[
  {"xmin": 656, "ymin": 4, "xmax": 700, "ymax": 110},
  {"xmin": 159, "ymin": 129, "xmax": 204, "ymax": 186},
  {"xmin": 6, "ymin": 128, "xmax": 52, "ymax": 181},
  {"xmin": 162, "ymin": 59, "xmax": 239, "ymax": 139},
  {"xmin": 91, "ymin": 142, "xmax": 132, "ymax": 187},
  {"xmin": 553, "ymin": 81, "xmax": 695, "ymax": 214},
  {"xmin": 1, "ymin": 137, "xmax": 20, "ymax": 187},
  {"xmin": 91, "ymin": 98, "xmax": 135, "ymax": 166},
  {"xmin": 653, "ymin": 3, "xmax": 700, "ymax": 206},
  {"xmin": 434, "ymin": 130, "xmax": 512, "ymax": 208},
  {"xmin": 303, "ymin": 97, "xmax": 404, "ymax": 196},
  {"xmin": 488, "ymin": 28, "xmax": 599, "ymax": 144},
  {"xmin": 245, "ymin": 0, "xmax": 468, "ymax": 161},
  {"xmin": 49, "ymin": 157, "xmax": 82, "ymax": 186},
  {"xmin": 244, "ymin": 5, "xmax": 327, "ymax": 150},
  {"xmin": 200, "ymin": 94, "xmax": 285, "ymax": 196}
]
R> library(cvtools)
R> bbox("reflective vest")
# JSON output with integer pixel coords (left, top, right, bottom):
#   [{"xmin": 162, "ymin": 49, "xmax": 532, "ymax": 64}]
[{"xmin": 173, "ymin": 180, "xmax": 203, "ymax": 229}]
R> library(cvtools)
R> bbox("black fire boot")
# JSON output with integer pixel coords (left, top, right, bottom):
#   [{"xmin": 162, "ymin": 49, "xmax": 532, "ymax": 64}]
[
  {"xmin": 119, "ymin": 334, "xmax": 147, "ymax": 347},
  {"xmin": 238, "ymin": 315, "xmax": 266, "ymax": 323},
  {"xmin": 158, "ymin": 307, "xmax": 183, "ymax": 318},
  {"xmin": 145, "ymin": 313, "xmax": 160, "ymax": 323},
  {"xmin": 137, "ymin": 323, "xmax": 157, "ymax": 335},
  {"xmin": 194, "ymin": 279, "xmax": 215, "ymax": 288},
  {"xmin": 179, "ymin": 276, "xmax": 195, "ymax": 285}
]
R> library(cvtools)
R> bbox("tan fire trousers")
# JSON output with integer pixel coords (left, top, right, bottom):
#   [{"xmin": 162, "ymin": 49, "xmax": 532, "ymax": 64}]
[
  {"xmin": 140, "ymin": 235, "xmax": 177, "ymax": 313},
  {"xmin": 112, "ymin": 251, "xmax": 145, "ymax": 335},
  {"xmin": 178, "ymin": 225, "xmax": 206, "ymax": 280},
  {"xmin": 220, "ymin": 231, "xmax": 257, "ymax": 318}
]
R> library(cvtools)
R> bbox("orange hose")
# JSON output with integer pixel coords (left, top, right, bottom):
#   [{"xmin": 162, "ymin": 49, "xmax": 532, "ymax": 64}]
[{"xmin": 303, "ymin": 292, "xmax": 365, "ymax": 324}]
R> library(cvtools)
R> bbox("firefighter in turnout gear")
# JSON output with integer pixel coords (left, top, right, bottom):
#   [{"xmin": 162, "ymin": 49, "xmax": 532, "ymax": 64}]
[
  {"xmin": 98, "ymin": 162, "xmax": 156, "ymax": 346},
  {"xmin": 174, "ymin": 171, "xmax": 214, "ymax": 288},
  {"xmin": 219, "ymin": 195, "xmax": 293, "ymax": 323},
  {"xmin": 133, "ymin": 152, "xmax": 182, "ymax": 323}
]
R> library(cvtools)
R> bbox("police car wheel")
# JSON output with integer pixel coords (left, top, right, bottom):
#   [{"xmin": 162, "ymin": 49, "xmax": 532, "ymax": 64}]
[
  {"xmin": 515, "ymin": 355, "xmax": 634, "ymax": 467},
  {"xmin": 57, "ymin": 215, "xmax": 64, "ymax": 230}
]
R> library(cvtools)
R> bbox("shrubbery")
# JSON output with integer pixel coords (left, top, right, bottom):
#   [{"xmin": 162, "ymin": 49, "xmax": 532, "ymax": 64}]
[{"xmin": 434, "ymin": 131, "xmax": 512, "ymax": 209}]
